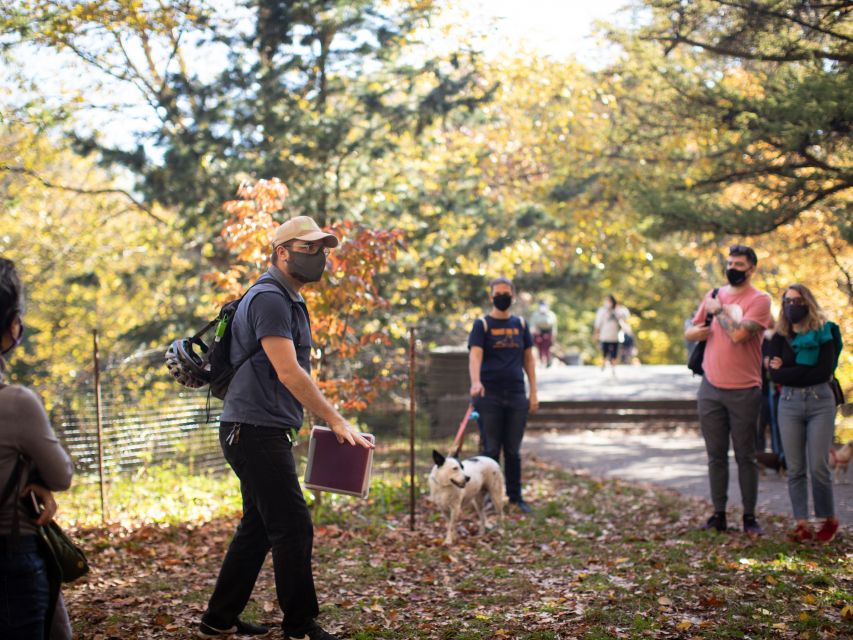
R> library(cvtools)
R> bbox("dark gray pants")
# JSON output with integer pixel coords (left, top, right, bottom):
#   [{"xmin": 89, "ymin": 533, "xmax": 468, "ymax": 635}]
[{"xmin": 697, "ymin": 378, "xmax": 761, "ymax": 514}]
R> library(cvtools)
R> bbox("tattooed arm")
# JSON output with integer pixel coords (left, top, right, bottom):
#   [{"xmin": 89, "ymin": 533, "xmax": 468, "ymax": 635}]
[{"xmin": 715, "ymin": 312, "xmax": 762, "ymax": 344}]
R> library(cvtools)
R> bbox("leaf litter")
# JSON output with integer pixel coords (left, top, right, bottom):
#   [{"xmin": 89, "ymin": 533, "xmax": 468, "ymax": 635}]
[{"xmin": 63, "ymin": 456, "xmax": 852, "ymax": 639}]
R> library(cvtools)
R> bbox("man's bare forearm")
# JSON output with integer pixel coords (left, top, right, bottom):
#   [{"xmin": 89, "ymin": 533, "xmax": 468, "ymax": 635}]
[
  {"xmin": 280, "ymin": 368, "xmax": 344, "ymax": 426},
  {"xmin": 717, "ymin": 313, "xmax": 762, "ymax": 343},
  {"xmin": 717, "ymin": 313, "xmax": 760, "ymax": 334}
]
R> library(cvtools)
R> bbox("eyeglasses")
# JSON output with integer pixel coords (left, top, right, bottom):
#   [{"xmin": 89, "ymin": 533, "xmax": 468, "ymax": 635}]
[
  {"xmin": 782, "ymin": 297, "xmax": 806, "ymax": 307},
  {"xmin": 284, "ymin": 242, "xmax": 328, "ymax": 256}
]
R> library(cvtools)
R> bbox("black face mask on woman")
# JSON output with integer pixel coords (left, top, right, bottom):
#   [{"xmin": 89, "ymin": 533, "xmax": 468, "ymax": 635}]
[
  {"xmin": 725, "ymin": 268, "xmax": 749, "ymax": 286},
  {"xmin": 784, "ymin": 305, "xmax": 809, "ymax": 325},
  {"xmin": 0, "ymin": 316, "xmax": 23, "ymax": 356},
  {"xmin": 287, "ymin": 251, "xmax": 327, "ymax": 283},
  {"xmin": 492, "ymin": 293, "xmax": 513, "ymax": 311}
]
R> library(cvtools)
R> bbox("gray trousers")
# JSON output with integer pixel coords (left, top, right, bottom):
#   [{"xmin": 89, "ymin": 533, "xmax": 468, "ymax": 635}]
[
  {"xmin": 697, "ymin": 378, "xmax": 761, "ymax": 514},
  {"xmin": 777, "ymin": 383, "xmax": 836, "ymax": 520}
]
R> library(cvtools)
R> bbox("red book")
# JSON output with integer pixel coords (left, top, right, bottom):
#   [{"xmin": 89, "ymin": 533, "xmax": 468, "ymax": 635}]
[{"xmin": 303, "ymin": 426, "xmax": 375, "ymax": 498}]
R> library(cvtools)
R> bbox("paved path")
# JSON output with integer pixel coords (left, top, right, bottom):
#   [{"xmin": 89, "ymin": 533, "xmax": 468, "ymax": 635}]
[
  {"xmin": 536, "ymin": 364, "xmax": 700, "ymax": 401},
  {"xmin": 524, "ymin": 429, "xmax": 853, "ymax": 524},
  {"xmin": 526, "ymin": 363, "xmax": 852, "ymax": 525}
]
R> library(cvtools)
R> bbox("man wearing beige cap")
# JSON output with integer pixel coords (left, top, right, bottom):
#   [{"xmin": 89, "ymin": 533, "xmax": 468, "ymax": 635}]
[{"xmin": 200, "ymin": 216, "xmax": 373, "ymax": 640}]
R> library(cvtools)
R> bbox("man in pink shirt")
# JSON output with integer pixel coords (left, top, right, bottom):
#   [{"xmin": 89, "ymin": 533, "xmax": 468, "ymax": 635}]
[{"xmin": 685, "ymin": 245, "xmax": 773, "ymax": 536}]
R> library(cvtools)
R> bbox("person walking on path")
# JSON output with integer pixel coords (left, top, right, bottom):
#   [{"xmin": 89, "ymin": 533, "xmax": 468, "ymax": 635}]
[
  {"xmin": 768, "ymin": 284, "xmax": 843, "ymax": 543},
  {"xmin": 529, "ymin": 300, "xmax": 557, "ymax": 367},
  {"xmin": 593, "ymin": 295, "xmax": 630, "ymax": 374},
  {"xmin": 200, "ymin": 217, "xmax": 374, "ymax": 640},
  {"xmin": 468, "ymin": 277, "xmax": 538, "ymax": 513},
  {"xmin": 685, "ymin": 245, "xmax": 772, "ymax": 536},
  {"xmin": 0, "ymin": 257, "xmax": 74, "ymax": 640}
]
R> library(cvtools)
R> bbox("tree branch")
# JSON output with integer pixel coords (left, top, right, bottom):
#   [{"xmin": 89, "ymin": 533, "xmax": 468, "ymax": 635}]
[
  {"xmin": 690, "ymin": 163, "xmax": 825, "ymax": 188},
  {"xmin": 821, "ymin": 237, "xmax": 853, "ymax": 303},
  {"xmin": 0, "ymin": 165, "xmax": 167, "ymax": 225},
  {"xmin": 646, "ymin": 34, "xmax": 852, "ymax": 63},
  {"xmin": 767, "ymin": 182, "xmax": 853, "ymax": 231},
  {"xmin": 713, "ymin": 0, "xmax": 853, "ymax": 44}
]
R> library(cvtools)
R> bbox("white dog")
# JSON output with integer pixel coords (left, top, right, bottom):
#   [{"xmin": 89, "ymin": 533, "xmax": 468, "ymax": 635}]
[
  {"xmin": 829, "ymin": 442, "xmax": 852, "ymax": 484},
  {"xmin": 428, "ymin": 449, "xmax": 505, "ymax": 545}
]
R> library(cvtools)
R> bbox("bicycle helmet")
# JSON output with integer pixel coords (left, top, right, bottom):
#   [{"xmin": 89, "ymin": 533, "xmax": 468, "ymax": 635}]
[{"xmin": 165, "ymin": 337, "xmax": 211, "ymax": 388}]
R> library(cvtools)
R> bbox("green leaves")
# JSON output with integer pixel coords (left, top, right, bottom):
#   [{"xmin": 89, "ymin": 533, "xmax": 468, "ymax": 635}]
[{"xmin": 604, "ymin": 0, "xmax": 852, "ymax": 240}]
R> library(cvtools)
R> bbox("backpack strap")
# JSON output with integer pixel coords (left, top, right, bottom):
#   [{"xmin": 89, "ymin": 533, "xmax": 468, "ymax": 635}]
[
  {"xmin": 237, "ymin": 275, "xmax": 297, "ymax": 366},
  {"xmin": 0, "ymin": 454, "xmax": 22, "ymax": 509},
  {"xmin": 192, "ymin": 275, "xmax": 291, "ymax": 342},
  {"xmin": 0, "ymin": 454, "xmax": 25, "ymax": 544},
  {"xmin": 0, "ymin": 385, "xmax": 25, "ymax": 514},
  {"xmin": 479, "ymin": 316, "xmax": 489, "ymax": 333},
  {"xmin": 702, "ymin": 288, "xmax": 721, "ymax": 328}
]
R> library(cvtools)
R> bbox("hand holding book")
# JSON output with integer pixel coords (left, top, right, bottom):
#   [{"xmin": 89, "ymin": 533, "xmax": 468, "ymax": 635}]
[{"xmin": 329, "ymin": 418, "xmax": 375, "ymax": 449}]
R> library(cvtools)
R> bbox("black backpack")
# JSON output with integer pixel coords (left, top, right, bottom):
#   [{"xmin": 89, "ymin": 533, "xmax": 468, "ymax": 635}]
[
  {"xmin": 687, "ymin": 288, "xmax": 720, "ymax": 376},
  {"xmin": 190, "ymin": 278, "xmax": 290, "ymax": 400}
]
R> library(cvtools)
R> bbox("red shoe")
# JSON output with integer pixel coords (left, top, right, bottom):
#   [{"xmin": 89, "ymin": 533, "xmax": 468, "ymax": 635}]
[
  {"xmin": 788, "ymin": 522, "xmax": 813, "ymax": 543},
  {"xmin": 815, "ymin": 518, "xmax": 839, "ymax": 543}
]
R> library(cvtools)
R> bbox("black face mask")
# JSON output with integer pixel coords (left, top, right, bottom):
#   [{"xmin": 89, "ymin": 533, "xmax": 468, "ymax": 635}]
[
  {"xmin": 287, "ymin": 251, "xmax": 327, "ymax": 283},
  {"xmin": 725, "ymin": 267, "xmax": 749, "ymax": 286},
  {"xmin": 1, "ymin": 316, "xmax": 23, "ymax": 356},
  {"xmin": 784, "ymin": 305, "xmax": 809, "ymax": 325},
  {"xmin": 492, "ymin": 293, "xmax": 512, "ymax": 311}
]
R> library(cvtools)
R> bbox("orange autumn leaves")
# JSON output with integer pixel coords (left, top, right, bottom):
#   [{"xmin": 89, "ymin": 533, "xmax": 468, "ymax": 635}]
[{"xmin": 208, "ymin": 178, "xmax": 404, "ymax": 412}]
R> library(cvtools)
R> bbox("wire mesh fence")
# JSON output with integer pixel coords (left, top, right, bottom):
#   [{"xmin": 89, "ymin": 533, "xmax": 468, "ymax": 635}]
[
  {"xmin": 46, "ymin": 333, "xmax": 454, "ymax": 492},
  {"xmin": 49, "ymin": 349, "xmax": 225, "ymax": 485}
]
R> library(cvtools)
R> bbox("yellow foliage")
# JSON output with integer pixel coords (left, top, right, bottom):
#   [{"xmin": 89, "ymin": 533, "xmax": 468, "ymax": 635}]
[{"xmin": 0, "ymin": 124, "xmax": 191, "ymax": 405}]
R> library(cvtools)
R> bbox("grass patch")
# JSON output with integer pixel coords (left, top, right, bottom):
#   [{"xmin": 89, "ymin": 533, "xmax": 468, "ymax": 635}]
[{"xmin": 63, "ymin": 462, "xmax": 241, "ymax": 527}]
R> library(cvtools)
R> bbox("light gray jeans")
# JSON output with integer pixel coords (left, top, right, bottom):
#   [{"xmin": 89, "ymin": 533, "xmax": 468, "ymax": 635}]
[
  {"xmin": 697, "ymin": 378, "xmax": 761, "ymax": 514},
  {"xmin": 777, "ymin": 383, "xmax": 836, "ymax": 521}
]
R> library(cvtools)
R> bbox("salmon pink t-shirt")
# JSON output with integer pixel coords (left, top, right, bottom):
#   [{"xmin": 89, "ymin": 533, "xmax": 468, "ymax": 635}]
[{"xmin": 692, "ymin": 284, "xmax": 772, "ymax": 389}]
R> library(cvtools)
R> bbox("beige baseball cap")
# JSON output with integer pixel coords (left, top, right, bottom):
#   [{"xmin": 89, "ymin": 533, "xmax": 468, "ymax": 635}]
[{"xmin": 271, "ymin": 216, "xmax": 339, "ymax": 249}]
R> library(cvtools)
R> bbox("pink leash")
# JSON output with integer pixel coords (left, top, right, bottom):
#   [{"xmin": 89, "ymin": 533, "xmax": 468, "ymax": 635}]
[{"xmin": 451, "ymin": 403, "xmax": 479, "ymax": 451}]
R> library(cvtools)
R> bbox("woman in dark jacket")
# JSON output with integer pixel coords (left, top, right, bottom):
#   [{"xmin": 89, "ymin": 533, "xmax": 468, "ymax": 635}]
[
  {"xmin": 768, "ymin": 284, "xmax": 842, "ymax": 543},
  {"xmin": 0, "ymin": 258, "xmax": 74, "ymax": 638}
]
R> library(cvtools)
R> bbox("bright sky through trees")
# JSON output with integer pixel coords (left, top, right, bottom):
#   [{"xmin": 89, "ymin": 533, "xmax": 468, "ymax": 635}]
[{"xmin": 458, "ymin": 0, "xmax": 631, "ymax": 64}]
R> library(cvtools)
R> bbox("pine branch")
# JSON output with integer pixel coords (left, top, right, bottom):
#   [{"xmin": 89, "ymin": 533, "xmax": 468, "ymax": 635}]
[{"xmin": 647, "ymin": 34, "xmax": 852, "ymax": 63}]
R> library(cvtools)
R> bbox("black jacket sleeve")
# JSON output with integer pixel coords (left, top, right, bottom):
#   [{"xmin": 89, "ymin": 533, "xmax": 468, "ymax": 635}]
[{"xmin": 769, "ymin": 335, "xmax": 836, "ymax": 387}]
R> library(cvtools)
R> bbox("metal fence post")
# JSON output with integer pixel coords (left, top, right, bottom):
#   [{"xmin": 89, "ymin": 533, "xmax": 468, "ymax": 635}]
[
  {"xmin": 92, "ymin": 329, "xmax": 107, "ymax": 523},
  {"xmin": 409, "ymin": 327, "xmax": 416, "ymax": 531}
]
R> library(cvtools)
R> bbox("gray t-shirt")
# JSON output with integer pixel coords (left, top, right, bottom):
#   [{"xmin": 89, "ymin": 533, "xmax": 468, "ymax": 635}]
[
  {"xmin": 0, "ymin": 384, "xmax": 74, "ymax": 535},
  {"xmin": 220, "ymin": 269, "xmax": 313, "ymax": 429}
]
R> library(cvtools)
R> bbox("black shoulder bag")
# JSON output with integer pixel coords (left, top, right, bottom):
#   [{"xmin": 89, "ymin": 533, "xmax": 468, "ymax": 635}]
[
  {"xmin": 0, "ymin": 452, "xmax": 89, "ymax": 583},
  {"xmin": 687, "ymin": 288, "xmax": 720, "ymax": 376},
  {"xmin": 829, "ymin": 377, "xmax": 845, "ymax": 406}
]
